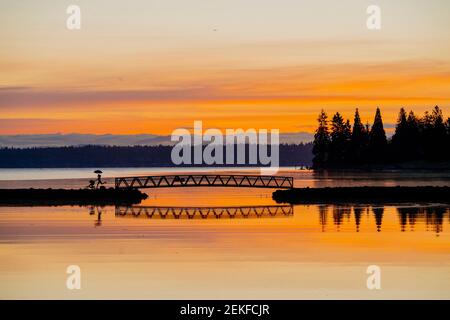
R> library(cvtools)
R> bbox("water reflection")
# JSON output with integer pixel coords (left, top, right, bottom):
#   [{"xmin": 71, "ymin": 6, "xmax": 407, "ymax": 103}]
[
  {"xmin": 86, "ymin": 204, "xmax": 450, "ymax": 234},
  {"xmin": 397, "ymin": 206, "xmax": 448, "ymax": 234},
  {"xmin": 88, "ymin": 205, "xmax": 104, "ymax": 227},
  {"xmin": 317, "ymin": 204, "xmax": 449, "ymax": 234},
  {"xmin": 311, "ymin": 170, "xmax": 450, "ymax": 187},
  {"xmin": 115, "ymin": 205, "xmax": 294, "ymax": 220}
]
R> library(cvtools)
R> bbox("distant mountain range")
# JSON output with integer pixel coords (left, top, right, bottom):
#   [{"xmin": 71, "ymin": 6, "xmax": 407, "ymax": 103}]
[{"xmin": 0, "ymin": 132, "xmax": 314, "ymax": 148}]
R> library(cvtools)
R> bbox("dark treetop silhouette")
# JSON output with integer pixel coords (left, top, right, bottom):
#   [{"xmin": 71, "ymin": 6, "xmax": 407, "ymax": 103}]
[{"xmin": 312, "ymin": 106, "xmax": 450, "ymax": 169}]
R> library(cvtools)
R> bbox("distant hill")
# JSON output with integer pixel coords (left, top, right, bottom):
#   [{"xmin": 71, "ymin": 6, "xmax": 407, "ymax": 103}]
[
  {"xmin": 0, "ymin": 133, "xmax": 173, "ymax": 148},
  {"xmin": 0, "ymin": 132, "xmax": 314, "ymax": 148},
  {"xmin": 0, "ymin": 144, "xmax": 313, "ymax": 168}
]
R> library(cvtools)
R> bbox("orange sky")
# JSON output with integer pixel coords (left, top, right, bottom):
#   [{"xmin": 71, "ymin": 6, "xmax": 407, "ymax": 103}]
[{"xmin": 1, "ymin": 1, "xmax": 449, "ymax": 135}]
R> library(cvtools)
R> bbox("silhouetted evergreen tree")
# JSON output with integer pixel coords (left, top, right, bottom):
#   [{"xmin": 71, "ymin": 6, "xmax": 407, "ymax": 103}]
[
  {"xmin": 405, "ymin": 111, "xmax": 421, "ymax": 160},
  {"xmin": 419, "ymin": 109, "xmax": 443, "ymax": 160},
  {"xmin": 350, "ymin": 108, "xmax": 367, "ymax": 164},
  {"xmin": 446, "ymin": 117, "xmax": 450, "ymax": 136},
  {"xmin": 329, "ymin": 112, "xmax": 351, "ymax": 165},
  {"xmin": 362, "ymin": 122, "xmax": 370, "ymax": 163},
  {"xmin": 428, "ymin": 106, "xmax": 447, "ymax": 161},
  {"xmin": 312, "ymin": 106, "xmax": 448, "ymax": 168},
  {"xmin": 343, "ymin": 119, "xmax": 352, "ymax": 161},
  {"xmin": 312, "ymin": 109, "xmax": 330, "ymax": 168},
  {"xmin": 368, "ymin": 108, "xmax": 387, "ymax": 163},
  {"xmin": 391, "ymin": 108, "xmax": 409, "ymax": 161},
  {"xmin": 446, "ymin": 117, "xmax": 450, "ymax": 160}
]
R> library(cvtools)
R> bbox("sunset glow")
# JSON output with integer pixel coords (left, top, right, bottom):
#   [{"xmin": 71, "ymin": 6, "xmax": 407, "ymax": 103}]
[{"xmin": 1, "ymin": 0, "xmax": 449, "ymax": 134}]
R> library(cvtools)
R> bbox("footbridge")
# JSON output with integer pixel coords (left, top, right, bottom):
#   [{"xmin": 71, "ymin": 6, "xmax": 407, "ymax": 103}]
[{"xmin": 114, "ymin": 174, "xmax": 294, "ymax": 190}]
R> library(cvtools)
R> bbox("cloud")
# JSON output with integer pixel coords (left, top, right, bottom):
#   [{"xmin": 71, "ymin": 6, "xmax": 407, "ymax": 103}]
[{"xmin": 0, "ymin": 86, "xmax": 217, "ymax": 108}]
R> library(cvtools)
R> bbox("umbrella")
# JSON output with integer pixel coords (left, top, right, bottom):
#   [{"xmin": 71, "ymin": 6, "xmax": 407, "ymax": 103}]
[{"xmin": 94, "ymin": 170, "xmax": 103, "ymax": 174}]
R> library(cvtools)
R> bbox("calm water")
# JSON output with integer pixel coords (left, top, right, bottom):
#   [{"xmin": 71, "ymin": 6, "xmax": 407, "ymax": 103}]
[{"xmin": 0, "ymin": 168, "xmax": 449, "ymax": 299}]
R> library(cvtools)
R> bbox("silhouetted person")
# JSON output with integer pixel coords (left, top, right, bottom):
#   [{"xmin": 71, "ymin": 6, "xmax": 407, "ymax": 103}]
[
  {"xmin": 95, "ymin": 207, "xmax": 103, "ymax": 227},
  {"xmin": 96, "ymin": 174, "xmax": 105, "ymax": 189}
]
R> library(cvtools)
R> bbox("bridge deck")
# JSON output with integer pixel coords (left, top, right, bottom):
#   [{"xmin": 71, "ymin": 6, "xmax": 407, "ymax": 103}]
[{"xmin": 115, "ymin": 174, "xmax": 294, "ymax": 189}]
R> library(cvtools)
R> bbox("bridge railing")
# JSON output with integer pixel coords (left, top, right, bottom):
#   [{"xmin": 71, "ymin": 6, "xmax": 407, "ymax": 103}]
[{"xmin": 115, "ymin": 174, "xmax": 293, "ymax": 189}]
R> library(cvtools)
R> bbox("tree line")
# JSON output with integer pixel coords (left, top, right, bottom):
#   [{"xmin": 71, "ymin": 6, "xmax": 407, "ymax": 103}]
[
  {"xmin": 0, "ymin": 143, "xmax": 313, "ymax": 168},
  {"xmin": 313, "ymin": 106, "xmax": 450, "ymax": 168}
]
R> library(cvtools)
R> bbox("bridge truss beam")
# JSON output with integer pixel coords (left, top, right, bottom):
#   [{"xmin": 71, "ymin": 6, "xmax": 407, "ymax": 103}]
[{"xmin": 115, "ymin": 174, "xmax": 293, "ymax": 189}]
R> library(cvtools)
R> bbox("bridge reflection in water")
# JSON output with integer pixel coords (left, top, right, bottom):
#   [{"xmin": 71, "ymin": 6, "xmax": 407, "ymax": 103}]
[
  {"xmin": 88, "ymin": 204, "xmax": 448, "ymax": 233},
  {"xmin": 115, "ymin": 205, "xmax": 294, "ymax": 220}
]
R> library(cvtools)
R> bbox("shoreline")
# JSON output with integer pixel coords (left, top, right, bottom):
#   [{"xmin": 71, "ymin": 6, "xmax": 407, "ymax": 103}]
[
  {"xmin": 0, "ymin": 188, "xmax": 148, "ymax": 206},
  {"xmin": 1, "ymin": 186, "xmax": 449, "ymax": 206},
  {"xmin": 272, "ymin": 186, "xmax": 450, "ymax": 204}
]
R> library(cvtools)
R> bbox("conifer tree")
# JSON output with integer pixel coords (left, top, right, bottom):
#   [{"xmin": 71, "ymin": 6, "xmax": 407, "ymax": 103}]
[
  {"xmin": 311, "ymin": 106, "xmax": 448, "ymax": 167},
  {"xmin": 312, "ymin": 109, "xmax": 330, "ymax": 168},
  {"xmin": 368, "ymin": 107, "xmax": 387, "ymax": 163},
  {"xmin": 393, "ymin": 108, "xmax": 408, "ymax": 140},
  {"xmin": 446, "ymin": 117, "xmax": 450, "ymax": 160},
  {"xmin": 362, "ymin": 122, "xmax": 371, "ymax": 163},
  {"xmin": 420, "ymin": 110, "xmax": 435, "ymax": 160},
  {"xmin": 329, "ymin": 112, "xmax": 351, "ymax": 165},
  {"xmin": 343, "ymin": 119, "xmax": 352, "ymax": 161},
  {"xmin": 391, "ymin": 108, "xmax": 408, "ymax": 161},
  {"xmin": 350, "ymin": 108, "xmax": 366, "ymax": 163},
  {"xmin": 429, "ymin": 106, "xmax": 447, "ymax": 160},
  {"xmin": 405, "ymin": 111, "xmax": 421, "ymax": 160}
]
